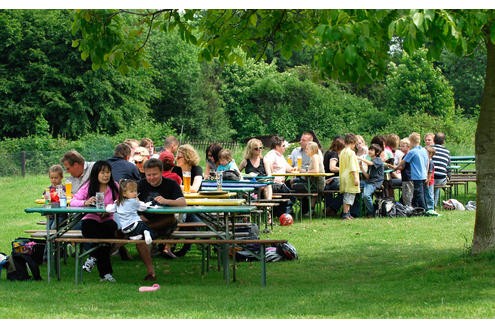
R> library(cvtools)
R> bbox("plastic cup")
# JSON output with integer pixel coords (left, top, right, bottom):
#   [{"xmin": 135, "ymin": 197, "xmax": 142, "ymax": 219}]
[
  {"xmin": 65, "ymin": 180, "xmax": 72, "ymax": 198},
  {"xmin": 297, "ymin": 156, "xmax": 302, "ymax": 170},
  {"xmin": 183, "ymin": 171, "xmax": 191, "ymax": 193},
  {"xmin": 95, "ymin": 192, "xmax": 105, "ymax": 209}
]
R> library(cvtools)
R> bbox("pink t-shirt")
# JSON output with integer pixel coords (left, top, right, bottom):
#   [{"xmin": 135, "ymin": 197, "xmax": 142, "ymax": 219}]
[{"xmin": 70, "ymin": 181, "xmax": 118, "ymax": 223}]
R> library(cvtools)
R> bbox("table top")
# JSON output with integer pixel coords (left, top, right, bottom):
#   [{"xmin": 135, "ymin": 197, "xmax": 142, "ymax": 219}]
[
  {"xmin": 184, "ymin": 192, "xmax": 237, "ymax": 199},
  {"xmin": 272, "ymin": 172, "xmax": 334, "ymax": 177},
  {"xmin": 200, "ymin": 186, "xmax": 255, "ymax": 192},
  {"xmin": 201, "ymin": 181, "xmax": 268, "ymax": 188},
  {"xmin": 25, "ymin": 205, "xmax": 256, "ymax": 215},
  {"xmin": 185, "ymin": 198, "xmax": 246, "ymax": 206}
]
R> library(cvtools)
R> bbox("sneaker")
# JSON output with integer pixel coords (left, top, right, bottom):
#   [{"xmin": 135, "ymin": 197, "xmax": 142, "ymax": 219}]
[
  {"xmin": 426, "ymin": 210, "xmax": 440, "ymax": 217},
  {"xmin": 144, "ymin": 230, "xmax": 152, "ymax": 245},
  {"xmin": 100, "ymin": 273, "xmax": 116, "ymax": 283},
  {"xmin": 82, "ymin": 256, "xmax": 96, "ymax": 273}
]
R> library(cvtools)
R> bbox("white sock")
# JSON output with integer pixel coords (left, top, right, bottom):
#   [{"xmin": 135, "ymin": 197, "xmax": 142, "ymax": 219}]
[{"xmin": 144, "ymin": 230, "xmax": 152, "ymax": 245}]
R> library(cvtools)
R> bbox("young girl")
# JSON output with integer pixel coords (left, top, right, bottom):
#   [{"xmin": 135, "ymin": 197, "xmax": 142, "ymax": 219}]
[
  {"xmin": 106, "ymin": 179, "xmax": 157, "ymax": 280},
  {"xmin": 305, "ymin": 141, "xmax": 325, "ymax": 193},
  {"xmin": 70, "ymin": 160, "xmax": 120, "ymax": 282},
  {"xmin": 43, "ymin": 164, "xmax": 66, "ymax": 228},
  {"xmin": 216, "ymin": 149, "xmax": 241, "ymax": 175}
]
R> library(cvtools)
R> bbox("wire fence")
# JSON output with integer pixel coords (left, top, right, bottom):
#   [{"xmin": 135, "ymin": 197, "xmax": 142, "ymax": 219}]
[{"xmin": 0, "ymin": 140, "xmax": 242, "ymax": 177}]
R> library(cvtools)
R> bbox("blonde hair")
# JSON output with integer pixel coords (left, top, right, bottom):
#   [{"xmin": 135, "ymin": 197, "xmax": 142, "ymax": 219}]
[
  {"xmin": 425, "ymin": 145, "xmax": 436, "ymax": 157},
  {"xmin": 409, "ymin": 132, "xmax": 420, "ymax": 146},
  {"xmin": 243, "ymin": 138, "xmax": 263, "ymax": 159},
  {"xmin": 306, "ymin": 141, "xmax": 319, "ymax": 156},
  {"xmin": 400, "ymin": 137, "xmax": 410, "ymax": 146},
  {"xmin": 218, "ymin": 149, "xmax": 233, "ymax": 162},
  {"xmin": 48, "ymin": 164, "xmax": 64, "ymax": 178},
  {"xmin": 117, "ymin": 179, "xmax": 138, "ymax": 206},
  {"xmin": 177, "ymin": 144, "xmax": 200, "ymax": 166}
]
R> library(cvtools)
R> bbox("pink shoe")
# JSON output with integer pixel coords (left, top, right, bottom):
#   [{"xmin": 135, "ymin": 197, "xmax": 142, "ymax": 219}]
[{"xmin": 138, "ymin": 283, "xmax": 160, "ymax": 292}]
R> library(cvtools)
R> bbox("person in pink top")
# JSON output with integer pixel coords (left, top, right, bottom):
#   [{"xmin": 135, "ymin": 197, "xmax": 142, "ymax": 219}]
[{"xmin": 70, "ymin": 160, "xmax": 120, "ymax": 282}]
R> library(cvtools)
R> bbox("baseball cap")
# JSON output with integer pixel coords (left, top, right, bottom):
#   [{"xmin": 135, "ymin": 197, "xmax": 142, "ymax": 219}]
[{"xmin": 159, "ymin": 150, "xmax": 175, "ymax": 167}]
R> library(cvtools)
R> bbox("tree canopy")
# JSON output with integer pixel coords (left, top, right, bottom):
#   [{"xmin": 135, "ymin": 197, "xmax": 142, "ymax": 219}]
[{"xmin": 70, "ymin": 9, "xmax": 495, "ymax": 254}]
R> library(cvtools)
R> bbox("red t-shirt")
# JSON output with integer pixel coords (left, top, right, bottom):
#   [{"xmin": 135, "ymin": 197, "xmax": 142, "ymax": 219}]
[{"xmin": 162, "ymin": 171, "xmax": 182, "ymax": 186}]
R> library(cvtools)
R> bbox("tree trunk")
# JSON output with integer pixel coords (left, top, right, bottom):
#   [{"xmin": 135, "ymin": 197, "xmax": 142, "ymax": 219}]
[{"xmin": 472, "ymin": 32, "xmax": 495, "ymax": 254}]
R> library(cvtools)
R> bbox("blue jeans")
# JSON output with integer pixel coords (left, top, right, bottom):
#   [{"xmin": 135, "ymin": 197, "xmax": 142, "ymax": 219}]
[
  {"xmin": 434, "ymin": 177, "xmax": 447, "ymax": 208},
  {"xmin": 360, "ymin": 181, "xmax": 377, "ymax": 215},
  {"xmin": 412, "ymin": 180, "xmax": 426, "ymax": 210},
  {"xmin": 425, "ymin": 184, "xmax": 434, "ymax": 211}
]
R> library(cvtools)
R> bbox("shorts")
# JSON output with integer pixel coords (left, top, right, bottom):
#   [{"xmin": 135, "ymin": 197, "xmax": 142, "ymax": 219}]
[
  {"xmin": 122, "ymin": 221, "xmax": 156, "ymax": 239},
  {"xmin": 343, "ymin": 192, "xmax": 356, "ymax": 205}
]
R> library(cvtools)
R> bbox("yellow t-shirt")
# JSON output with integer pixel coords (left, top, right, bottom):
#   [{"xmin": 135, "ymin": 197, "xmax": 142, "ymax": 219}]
[{"xmin": 339, "ymin": 146, "xmax": 360, "ymax": 194}]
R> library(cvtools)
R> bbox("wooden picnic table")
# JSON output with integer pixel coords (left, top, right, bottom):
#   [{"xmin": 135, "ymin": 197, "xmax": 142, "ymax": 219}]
[{"xmin": 24, "ymin": 204, "xmax": 256, "ymax": 282}]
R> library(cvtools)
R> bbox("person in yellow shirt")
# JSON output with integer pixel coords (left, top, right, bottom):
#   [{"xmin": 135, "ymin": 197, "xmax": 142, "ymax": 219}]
[{"xmin": 339, "ymin": 133, "xmax": 360, "ymax": 220}]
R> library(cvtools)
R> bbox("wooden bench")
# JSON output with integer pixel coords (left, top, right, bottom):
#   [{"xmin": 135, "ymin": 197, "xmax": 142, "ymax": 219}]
[
  {"xmin": 54, "ymin": 236, "xmax": 287, "ymax": 286},
  {"xmin": 448, "ymin": 173, "xmax": 477, "ymax": 196}
]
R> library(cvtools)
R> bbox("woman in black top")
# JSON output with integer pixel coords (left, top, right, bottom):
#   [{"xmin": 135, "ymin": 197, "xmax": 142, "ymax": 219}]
[{"xmin": 238, "ymin": 138, "xmax": 272, "ymax": 199}]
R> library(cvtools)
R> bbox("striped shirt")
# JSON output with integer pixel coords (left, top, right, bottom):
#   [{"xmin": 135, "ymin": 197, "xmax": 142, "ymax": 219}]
[{"xmin": 432, "ymin": 144, "xmax": 451, "ymax": 179}]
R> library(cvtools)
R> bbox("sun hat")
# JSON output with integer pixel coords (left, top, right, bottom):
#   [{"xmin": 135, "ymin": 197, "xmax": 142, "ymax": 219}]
[{"xmin": 133, "ymin": 146, "xmax": 150, "ymax": 162}]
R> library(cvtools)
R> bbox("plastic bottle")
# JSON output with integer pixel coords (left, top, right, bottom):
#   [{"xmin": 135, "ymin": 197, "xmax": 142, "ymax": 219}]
[
  {"xmin": 44, "ymin": 188, "xmax": 51, "ymax": 208},
  {"xmin": 57, "ymin": 186, "xmax": 67, "ymax": 208}
]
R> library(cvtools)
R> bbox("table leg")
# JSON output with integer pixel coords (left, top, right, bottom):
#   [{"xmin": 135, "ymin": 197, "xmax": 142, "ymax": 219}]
[{"xmin": 46, "ymin": 214, "xmax": 52, "ymax": 283}]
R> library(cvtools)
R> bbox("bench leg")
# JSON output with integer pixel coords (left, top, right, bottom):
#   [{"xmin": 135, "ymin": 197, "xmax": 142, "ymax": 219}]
[{"xmin": 261, "ymin": 244, "xmax": 266, "ymax": 287}]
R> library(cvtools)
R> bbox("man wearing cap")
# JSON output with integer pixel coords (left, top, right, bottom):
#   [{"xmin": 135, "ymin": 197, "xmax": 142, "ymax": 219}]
[
  {"xmin": 159, "ymin": 151, "xmax": 182, "ymax": 185},
  {"xmin": 161, "ymin": 135, "xmax": 182, "ymax": 177},
  {"xmin": 107, "ymin": 143, "xmax": 141, "ymax": 182}
]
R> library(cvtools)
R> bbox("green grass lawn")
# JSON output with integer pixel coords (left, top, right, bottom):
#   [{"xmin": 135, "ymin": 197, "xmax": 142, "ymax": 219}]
[{"xmin": 1, "ymin": 175, "xmax": 492, "ymax": 318}]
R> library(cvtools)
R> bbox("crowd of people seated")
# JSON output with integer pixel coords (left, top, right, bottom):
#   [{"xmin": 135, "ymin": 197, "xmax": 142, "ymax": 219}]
[{"xmin": 47, "ymin": 131, "xmax": 450, "ymax": 282}]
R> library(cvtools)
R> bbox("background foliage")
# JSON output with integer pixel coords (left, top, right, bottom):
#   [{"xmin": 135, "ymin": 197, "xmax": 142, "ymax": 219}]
[{"xmin": 0, "ymin": 9, "xmax": 479, "ymax": 175}]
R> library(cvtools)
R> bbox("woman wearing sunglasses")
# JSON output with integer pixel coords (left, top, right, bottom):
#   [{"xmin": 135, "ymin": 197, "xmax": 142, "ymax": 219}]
[{"xmin": 239, "ymin": 138, "xmax": 272, "ymax": 200}]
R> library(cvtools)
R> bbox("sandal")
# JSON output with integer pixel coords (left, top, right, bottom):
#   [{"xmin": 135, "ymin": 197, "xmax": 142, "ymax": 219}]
[
  {"xmin": 143, "ymin": 273, "xmax": 157, "ymax": 281},
  {"xmin": 139, "ymin": 283, "xmax": 160, "ymax": 292}
]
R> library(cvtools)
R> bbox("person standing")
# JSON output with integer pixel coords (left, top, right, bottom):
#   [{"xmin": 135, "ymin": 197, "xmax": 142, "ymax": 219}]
[
  {"xmin": 432, "ymin": 132, "xmax": 451, "ymax": 208},
  {"xmin": 339, "ymin": 133, "xmax": 360, "ymax": 220},
  {"xmin": 395, "ymin": 132, "xmax": 428, "ymax": 210}
]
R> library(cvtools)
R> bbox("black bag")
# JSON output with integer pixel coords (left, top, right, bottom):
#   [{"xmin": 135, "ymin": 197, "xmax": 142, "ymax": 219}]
[
  {"xmin": 11, "ymin": 237, "xmax": 46, "ymax": 265},
  {"xmin": 7, "ymin": 253, "xmax": 42, "ymax": 281},
  {"xmin": 376, "ymin": 198, "xmax": 396, "ymax": 217},
  {"xmin": 222, "ymin": 170, "xmax": 241, "ymax": 181}
]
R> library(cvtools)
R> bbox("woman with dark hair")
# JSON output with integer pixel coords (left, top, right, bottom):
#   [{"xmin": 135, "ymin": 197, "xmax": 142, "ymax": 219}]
[
  {"xmin": 70, "ymin": 160, "xmax": 120, "ymax": 282},
  {"xmin": 204, "ymin": 142, "xmax": 223, "ymax": 179},
  {"xmin": 323, "ymin": 136, "xmax": 345, "ymax": 217}
]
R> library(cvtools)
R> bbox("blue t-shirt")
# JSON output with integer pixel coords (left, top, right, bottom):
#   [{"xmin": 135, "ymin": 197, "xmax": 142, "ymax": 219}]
[{"xmin": 403, "ymin": 146, "xmax": 428, "ymax": 180}]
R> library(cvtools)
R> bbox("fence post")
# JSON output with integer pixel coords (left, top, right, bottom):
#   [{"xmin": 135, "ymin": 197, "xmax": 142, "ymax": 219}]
[{"xmin": 21, "ymin": 151, "xmax": 26, "ymax": 177}]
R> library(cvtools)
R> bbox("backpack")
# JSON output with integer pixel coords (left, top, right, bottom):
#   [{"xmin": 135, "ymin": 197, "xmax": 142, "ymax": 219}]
[
  {"xmin": 376, "ymin": 198, "xmax": 396, "ymax": 217},
  {"xmin": 222, "ymin": 170, "xmax": 241, "ymax": 181},
  {"xmin": 6, "ymin": 253, "xmax": 42, "ymax": 281},
  {"xmin": 6, "ymin": 237, "xmax": 45, "ymax": 281}
]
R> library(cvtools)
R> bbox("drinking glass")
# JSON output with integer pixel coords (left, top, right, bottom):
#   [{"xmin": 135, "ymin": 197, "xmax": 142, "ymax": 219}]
[{"xmin": 183, "ymin": 171, "xmax": 191, "ymax": 193}]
